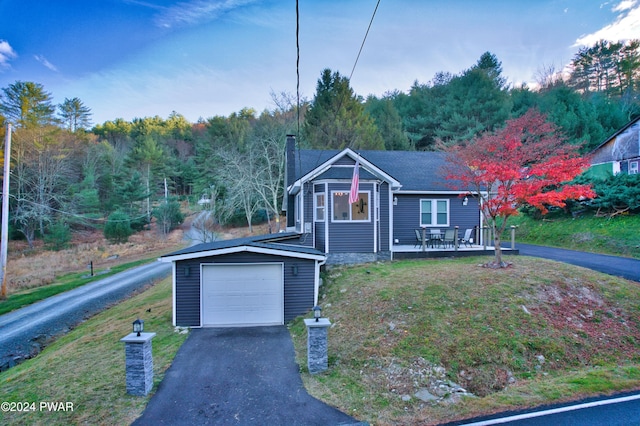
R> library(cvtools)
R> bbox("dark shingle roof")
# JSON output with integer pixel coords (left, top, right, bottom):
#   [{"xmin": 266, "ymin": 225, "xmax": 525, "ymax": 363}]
[
  {"xmin": 296, "ymin": 149, "xmax": 455, "ymax": 192},
  {"xmin": 161, "ymin": 232, "xmax": 324, "ymax": 259}
]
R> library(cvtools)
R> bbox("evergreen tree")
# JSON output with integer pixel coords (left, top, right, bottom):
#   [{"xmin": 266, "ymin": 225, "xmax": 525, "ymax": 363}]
[
  {"xmin": 104, "ymin": 210, "xmax": 133, "ymax": 243},
  {"xmin": 303, "ymin": 68, "xmax": 384, "ymax": 150},
  {"xmin": 0, "ymin": 81, "xmax": 56, "ymax": 128},
  {"xmin": 365, "ymin": 95, "xmax": 411, "ymax": 150},
  {"xmin": 58, "ymin": 97, "xmax": 92, "ymax": 132}
]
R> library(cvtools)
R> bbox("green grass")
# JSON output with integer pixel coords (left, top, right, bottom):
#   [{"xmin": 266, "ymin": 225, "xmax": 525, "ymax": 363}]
[
  {"xmin": 507, "ymin": 213, "xmax": 640, "ymax": 259},
  {"xmin": 0, "ymin": 277, "xmax": 188, "ymax": 425},
  {"xmin": 290, "ymin": 257, "xmax": 640, "ymax": 425},
  {"xmin": 1, "ymin": 215, "xmax": 638, "ymax": 425},
  {"xmin": 0, "ymin": 258, "xmax": 155, "ymax": 316}
]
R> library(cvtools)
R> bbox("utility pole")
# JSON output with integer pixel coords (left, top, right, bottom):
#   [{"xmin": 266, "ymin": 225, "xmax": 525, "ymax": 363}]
[{"xmin": 1, "ymin": 123, "xmax": 12, "ymax": 299}]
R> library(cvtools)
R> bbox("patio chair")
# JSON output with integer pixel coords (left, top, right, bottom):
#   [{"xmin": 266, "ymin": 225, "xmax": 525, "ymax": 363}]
[
  {"xmin": 459, "ymin": 228, "xmax": 473, "ymax": 247},
  {"xmin": 414, "ymin": 229, "xmax": 423, "ymax": 248},
  {"xmin": 429, "ymin": 229, "xmax": 442, "ymax": 248},
  {"xmin": 443, "ymin": 229, "xmax": 455, "ymax": 248}
]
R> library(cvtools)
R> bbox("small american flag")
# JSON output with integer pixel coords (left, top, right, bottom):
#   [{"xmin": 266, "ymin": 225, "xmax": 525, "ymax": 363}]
[{"xmin": 349, "ymin": 156, "xmax": 360, "ymax": 204}]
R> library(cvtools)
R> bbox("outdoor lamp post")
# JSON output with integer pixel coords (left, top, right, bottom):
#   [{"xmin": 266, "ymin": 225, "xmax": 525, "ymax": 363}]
[
  {"xmin": 133, "ymin": 318, "xmax": 144, "ymax": 336},
  {"xmin": 313, "ymin": 305, "xmax": 322, "ymax": 322},
  {"xmin": 305, "ymin": 305, "xmax": 330, "ymax": 374},
  {"xmin": 122, "ymin": 318, "xmax": 155, "ymax": 396}
]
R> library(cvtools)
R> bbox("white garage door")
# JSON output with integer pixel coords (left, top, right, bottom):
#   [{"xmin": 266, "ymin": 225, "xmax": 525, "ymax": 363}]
[{"xmin": 201, "ymin": 263, "xmax": 284, "ymax": 326}]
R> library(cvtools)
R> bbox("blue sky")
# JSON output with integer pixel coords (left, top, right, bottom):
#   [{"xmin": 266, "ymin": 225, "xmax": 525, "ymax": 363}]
[{"xmin": 0, "ymin": 0, "xmax": 638, "ymax": 125}]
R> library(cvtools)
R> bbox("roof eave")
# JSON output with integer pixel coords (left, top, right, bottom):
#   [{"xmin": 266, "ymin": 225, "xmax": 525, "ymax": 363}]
[
  {"xmin": 289, "ymin": 148, "xmax": 401, "ymax": 193},
  {"xmin": 160, "ymin": 244, "xmax": 326, "ymax": 262}
]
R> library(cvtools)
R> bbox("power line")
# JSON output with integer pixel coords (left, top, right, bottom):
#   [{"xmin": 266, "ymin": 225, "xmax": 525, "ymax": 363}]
[
  {"xmin": 296, "ymin": 0, "xmax": 300, "ymax": 138},
  {"xmin": 349, "ymin": 0, "xmax": 381, "ymax": 81},
  {"xmin": 1, "ymin": 193, "xmax": 149, "ymax": 223}
]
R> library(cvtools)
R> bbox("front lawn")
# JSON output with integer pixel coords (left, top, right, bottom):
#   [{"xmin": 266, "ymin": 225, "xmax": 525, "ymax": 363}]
[
  {"xmin": 0, "ymin": 277, "xmax": 188, "ymax": 425},
  {"xmin": 3, "ymin": 255, "xmax": 640, "ymax": 425},
  {"xmin": 291, "ymin": 257, "xmax": 640, "ymax": 425}
]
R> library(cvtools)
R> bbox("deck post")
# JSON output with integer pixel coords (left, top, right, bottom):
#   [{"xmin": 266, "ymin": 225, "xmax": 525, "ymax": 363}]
[
  {"xmin": 454, "ymin": 226, "xmax": 459, "ymax": 251},
  {"xmin": 483, "ymin": 227, "xmax": 487, "ymax": 250}
]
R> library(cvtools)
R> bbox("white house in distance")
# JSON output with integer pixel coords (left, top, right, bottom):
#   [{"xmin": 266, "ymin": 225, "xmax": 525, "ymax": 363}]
[{"xmin": 589, "ymin": 116, "xmax": 640, "ymax": 178}]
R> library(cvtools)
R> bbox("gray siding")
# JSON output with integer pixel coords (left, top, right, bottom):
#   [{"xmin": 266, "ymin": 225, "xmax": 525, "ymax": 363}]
[
  {"xmin": 335, "ymin": 156, "xmax": 355, "ymax": 166},
  {"xmin": 175, "ymin": 252, "xmax": 316, "ymax": 326},
  {"xmin": 392, "ymin": 194, "xmax": 480, "ymax": 245},
  {"xmin": 315, "ymin": 222, "xmax": 326, "ymax": 252},
  {"xmin": 300, "ymin": 182, "xmax": 314, "ymax": 247},
  {"xmin": 327, "ymin": 182, "xmax": 375, "ymax": 253},
  {"xmin": 175, "ymin": 258, "xmax": 203, "ymax": 327},
  {"xmin": 379, "ymin": 182, "xmax": 390, "ymax": 251}
]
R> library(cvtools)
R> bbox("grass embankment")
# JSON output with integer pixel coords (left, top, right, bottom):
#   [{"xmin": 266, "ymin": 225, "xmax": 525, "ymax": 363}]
[
  {"xmin": 0, "ymin": 258, "xmax": 154, "ymax": 316},
  {"xmin": 0, "ymin": 277, "xmax": 188, "ymax": 425},
  {"xmin": 508, "ymin": 213, "xmax": 640, "ymax": 259},
  {"xmin": 290, "ymin": 257, "xmax": 640, "ymax": 425}
]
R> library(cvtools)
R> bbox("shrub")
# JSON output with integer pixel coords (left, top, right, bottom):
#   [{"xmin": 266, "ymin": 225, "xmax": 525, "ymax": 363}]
[
  {"xmin": 576, "ymin": 173, "xmax": 640, "ymax": 217},
  {"xmin": 153, "ymin": 199, "xmax": 184, "ymax": 236},
  {"xmin": 44, "ymin": 221, "xmax": 71, "ymax": 251},
  {"xmin": 104, "ymin": 211, "xmax": 133, "ymax": 243}
]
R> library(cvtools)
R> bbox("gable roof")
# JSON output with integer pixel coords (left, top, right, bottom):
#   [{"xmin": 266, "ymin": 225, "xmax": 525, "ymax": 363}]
[
  {"xmin": 291, "ymin": 148, "xmax": 462, "ymax": 192},
  {"xmin": 590, "ymin": 115, "xmax": 640, "ymax": 155},
  {"xmin": 160, "ymin": 232, "xmax": 326, "ymax": 262}
]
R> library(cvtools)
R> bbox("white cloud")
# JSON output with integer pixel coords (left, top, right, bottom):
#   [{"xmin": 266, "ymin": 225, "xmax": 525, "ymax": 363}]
[
  {"xmin": 0, "ymin": 40, "xmax": 17, "ymax": 69},
  {"xmin": 613, "ymin": 0, "xmax": 637, "ymax": 12},
  {"xmin": 34, "ymin": 54, "xmax": 59, "ymax": 72},
  {"xmin": 575, "ymin": 0, "xmax": 640, "ymax": 46},
  {"xmin": 154, "ymin": 0, "xmax": 258, "ymax": 28}
]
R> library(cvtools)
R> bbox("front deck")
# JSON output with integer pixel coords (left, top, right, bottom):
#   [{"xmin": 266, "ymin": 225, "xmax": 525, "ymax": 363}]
[{"xmin": 391, "ymin": 243, "xmax": 519, "ymax": 259}]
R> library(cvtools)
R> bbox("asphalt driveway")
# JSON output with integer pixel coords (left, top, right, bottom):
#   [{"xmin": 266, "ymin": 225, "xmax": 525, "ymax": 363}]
[
  {"xmin": 133, "ymin": 326, "xmax": 362, "ymax": 426},
  {"xmin": 517, "ymin": 243, "xmax": 640, "ymax": 283}
]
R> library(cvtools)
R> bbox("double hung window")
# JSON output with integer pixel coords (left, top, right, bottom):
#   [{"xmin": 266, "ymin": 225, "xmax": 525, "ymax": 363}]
[
  {"xmin": 314, "ymin": 193, "xmax": 325, "ymax": 221},
  {"xmin": 420, "ymin": 199, "xmax": 449, "ymax": 226}
]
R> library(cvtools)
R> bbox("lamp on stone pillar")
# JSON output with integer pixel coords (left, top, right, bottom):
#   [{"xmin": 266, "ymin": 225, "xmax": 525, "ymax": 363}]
[
  {"xmin": 133, "ymin": 318, "xmax": 144, "ymax": 336},
  {"xmin": 313, "ymin": 305, "xmax": 322, "ymax": 322},
  {"xmin": 121, "ymin": 319, "xmax": 156, "ymax": 396},
  {"xmin": 305, "ymin": 307, "xmax": 331, "ymax": 374}
]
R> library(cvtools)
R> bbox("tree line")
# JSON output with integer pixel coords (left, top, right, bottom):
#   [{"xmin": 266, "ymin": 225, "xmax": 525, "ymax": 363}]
[{"xmin": 0, "ymin": 39, "xmax": 639, "ymax": 248}]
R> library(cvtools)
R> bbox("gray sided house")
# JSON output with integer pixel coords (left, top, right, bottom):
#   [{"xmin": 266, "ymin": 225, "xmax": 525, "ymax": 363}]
[
  {"xmin": 284, "ymin": 136, "xmax": 483, "ymax": 263},
  {"xmin": 163, "ymin": 137, "xmax": 483, "ymax": 328},
  {"xmin": 589, "ymin": 116, "xmax": 640, "ymax": 178},
  {"xmin": 160, "ymin": 233, "xmax": 325, "ymax": 328}
]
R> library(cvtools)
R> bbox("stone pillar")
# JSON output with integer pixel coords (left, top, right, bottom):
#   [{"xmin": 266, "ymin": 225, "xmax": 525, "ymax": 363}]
[
  {"xmin": 120, "ymin": 332, "xmax": 156, "ymax": 396},
  {"xmin": 304, "ymin": 318, "xmax": 331, "ymax": 374}
]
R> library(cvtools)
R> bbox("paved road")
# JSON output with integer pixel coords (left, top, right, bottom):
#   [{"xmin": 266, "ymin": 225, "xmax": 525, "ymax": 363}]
[
  {"xmin": 447, "ymin": 392, "xmax": 640, "ymax": 425},
  {"xmin": 133, "ymin": 327, "xmax": 361, "ymax": 426},
  {"xmin": 517, "ymin": 243, "xmax": 640, "ymax": 282},
  {"xmin": 0, "ymin": 260, "xmax": 171, "ymax": 370}
]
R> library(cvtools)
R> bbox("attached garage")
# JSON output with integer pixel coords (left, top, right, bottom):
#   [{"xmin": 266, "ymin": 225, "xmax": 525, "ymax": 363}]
[{"xmin": 160, "ymin": 233, "xmax": 326, "ymax": 328}]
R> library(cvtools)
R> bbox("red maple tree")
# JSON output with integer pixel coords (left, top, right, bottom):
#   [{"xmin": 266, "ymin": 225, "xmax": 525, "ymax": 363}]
[{"xmin": 445, "ymin": 109, "xmax": 595, "ymax": 267}]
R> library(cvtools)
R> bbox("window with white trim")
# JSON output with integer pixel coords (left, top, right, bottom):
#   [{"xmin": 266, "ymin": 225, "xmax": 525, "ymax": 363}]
[
  {"xmin": 420, "ymin": 199, "xmax": 449, "ymax": 226},
  {"xmin": 314, "ymin": 193, "xmax": 325, "ymax": 221},
  {"xmin": 630, "ymin": 161, "xmax": 638, "ymax": 175},
  {"xmin": 332, "ymin": 191, "xmax": 370, "ymax": 221}
]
